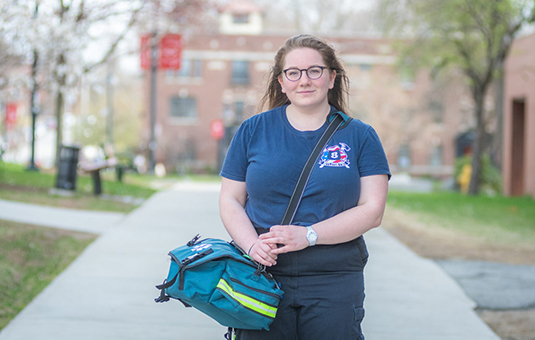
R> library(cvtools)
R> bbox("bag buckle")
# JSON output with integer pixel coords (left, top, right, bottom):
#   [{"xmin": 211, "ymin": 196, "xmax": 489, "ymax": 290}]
[{"xmin": 187, "ymin": 234, "xmax": 201, "ymax": 246}]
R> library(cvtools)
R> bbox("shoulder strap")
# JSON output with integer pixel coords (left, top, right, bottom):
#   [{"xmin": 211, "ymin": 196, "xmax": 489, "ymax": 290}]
[{"xmin": 280, "ymin": 113, "xmax": 345, "ymax": 225}]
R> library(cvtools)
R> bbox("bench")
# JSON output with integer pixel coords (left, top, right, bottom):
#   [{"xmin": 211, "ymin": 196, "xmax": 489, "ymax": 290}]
[{"xmin": 78, "ymin": 157, "xmax": 118, "ymax": 195}]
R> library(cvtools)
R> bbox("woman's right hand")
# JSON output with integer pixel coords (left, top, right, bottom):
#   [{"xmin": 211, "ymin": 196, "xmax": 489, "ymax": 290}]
[{"xmin": 248, "ymin": 239, "xmax": 278, "ymax": 267}]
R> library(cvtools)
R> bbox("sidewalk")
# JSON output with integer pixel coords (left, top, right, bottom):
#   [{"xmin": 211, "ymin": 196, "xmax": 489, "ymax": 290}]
[
  {"xmin": 0, "ymin": 199, "xmax": 126, "ymax": 234},
  {"xmin": 0, "ymin": 182, "xmax": 500, "ymax": 340}
]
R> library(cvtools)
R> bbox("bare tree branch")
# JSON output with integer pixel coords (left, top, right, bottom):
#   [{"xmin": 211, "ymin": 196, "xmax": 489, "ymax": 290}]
[{"xmin": 83, "ymin": 3, "xmax": 145, "ymax": 73}]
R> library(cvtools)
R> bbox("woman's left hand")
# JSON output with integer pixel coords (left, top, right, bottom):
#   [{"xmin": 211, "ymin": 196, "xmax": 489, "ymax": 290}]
[{"xmin": 259, "ymin": 225, "xmax": 310, "ymax": 254}]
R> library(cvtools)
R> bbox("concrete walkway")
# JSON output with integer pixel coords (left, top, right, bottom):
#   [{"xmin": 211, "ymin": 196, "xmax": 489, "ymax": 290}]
[
  {"xmin": 0, "ymin": 199, "xmax": 126, "ymax": 234},
  {"xmin": 0, "ymin": 182, "xmax": 500, "ymax": 340}
]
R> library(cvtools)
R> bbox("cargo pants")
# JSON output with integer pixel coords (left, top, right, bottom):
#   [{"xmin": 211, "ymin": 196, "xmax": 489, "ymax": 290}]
[{"xmin": 236, "ymin": 232, "xmax": 368, "ymax": 340}]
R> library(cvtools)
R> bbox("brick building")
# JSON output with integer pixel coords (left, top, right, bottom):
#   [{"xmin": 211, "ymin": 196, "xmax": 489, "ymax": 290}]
[
  {"xmin": 142, "ymin": 0, "xmax": 469, "ymax": 177},
  {"xmin": 503, "ymin": 32, "xmax": 535, "ymax": 197}
]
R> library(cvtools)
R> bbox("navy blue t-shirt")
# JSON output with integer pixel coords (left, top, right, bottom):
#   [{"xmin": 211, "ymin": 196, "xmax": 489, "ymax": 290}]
[{"xmin": 220, "ymin": 105, "xmax": 391, "ymax": 230}]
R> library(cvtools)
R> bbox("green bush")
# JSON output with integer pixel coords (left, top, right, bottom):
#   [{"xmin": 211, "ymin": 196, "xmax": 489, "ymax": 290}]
[{"xmin": 454, "ymin": 155, "xmax": 502, "ymax": 194}]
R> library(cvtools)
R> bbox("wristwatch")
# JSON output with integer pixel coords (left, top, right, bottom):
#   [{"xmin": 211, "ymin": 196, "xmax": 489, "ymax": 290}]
[{"xmin": 306, "ymin": 226, "xmax": 318, "ymax": 246}]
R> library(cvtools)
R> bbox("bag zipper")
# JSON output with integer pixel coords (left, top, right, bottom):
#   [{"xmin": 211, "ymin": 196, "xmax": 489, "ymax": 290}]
[{"xmin": 169, "ymin": 251, "xmax": 259, "ymax": 291}]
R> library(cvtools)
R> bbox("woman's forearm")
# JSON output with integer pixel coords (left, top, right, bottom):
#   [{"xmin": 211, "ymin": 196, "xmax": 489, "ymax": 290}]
[
  {"xmin": 311, "ymin": 200, "xmax": 384, "ymax": 245},
  {"xmin": 219, "ymin": 178, "xmax": 278, "ymax": 266},
  {"xmin": 313, "ymin": 174, "xmax": 388, "ymax": 244},
  {"xmin": 219, "ymin": 194, "xmax": 258, "ymax": 252}
]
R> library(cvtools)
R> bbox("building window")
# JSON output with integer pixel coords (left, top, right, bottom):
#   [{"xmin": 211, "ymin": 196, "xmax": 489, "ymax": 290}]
[
  {"xmin": 223, "ymin": 101, "xmax": 247, "ymax": 125},
  {"xmin": 231, "ymin": 60, "xmax": 249, "ymax": 85},
  {"xmin": 233, "ymin": 13, "xmax": 249, "ymax": 24},
  {"xmin": 178, "ymin": 59, "xmax": 191, "ymax": 77},
  {"xmin": 165, "ymin": 59, "xmax": 202, "ymax": 78},
  {"xmin": 234, "ymin": 101, "xmax": 245, "ymax": 122},
  {"xmin": 170, "ymin": 96, "xmax": 197, "ymax": 119},
  {"xmin": 430, "ymin": 145, "xmax": 443, "ymax": 167}
]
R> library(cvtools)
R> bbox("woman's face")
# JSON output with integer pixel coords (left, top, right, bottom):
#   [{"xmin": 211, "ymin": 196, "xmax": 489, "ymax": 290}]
[{"xmin": 278, "ymin": 47, "xmax": 336, "ymax": 111}]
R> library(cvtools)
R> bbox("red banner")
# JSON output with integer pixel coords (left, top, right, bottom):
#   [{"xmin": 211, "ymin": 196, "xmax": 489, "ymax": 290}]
[
  {"xmin": 5, "ymin": 103, "xmax": 17, "ymax": 128},
  {"xmin": 140, "ymin": 34, "xmax": 182, "ymax": 70},
  {"xmin": 160, "ymin": 34, "xmax": 182, "ymax": 69}
]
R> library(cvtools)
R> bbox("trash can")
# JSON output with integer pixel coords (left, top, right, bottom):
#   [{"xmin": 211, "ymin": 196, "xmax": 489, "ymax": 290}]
[{"xmin": 55, "ymin": 145, "xmax": 80, "ymax": 190}]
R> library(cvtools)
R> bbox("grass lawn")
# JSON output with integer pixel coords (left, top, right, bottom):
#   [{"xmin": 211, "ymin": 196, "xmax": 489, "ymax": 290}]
[
  {"xmin": 0, "ymin": 162, "xmax": 158, "ymax": 212},
  {"xmin": 387, "ymin": 191, "xmax": 535, "ymax": 246},
  {"xmin": 386, "ymin": 191, "xmax": 535, "ymax": 340},
  {"xmin": 0, "ymin": 163, "xmax": 223, "ymax": 331},
  {"xmin": 0, "ymin": 220, "xmax": 96, "ymax": 330}
]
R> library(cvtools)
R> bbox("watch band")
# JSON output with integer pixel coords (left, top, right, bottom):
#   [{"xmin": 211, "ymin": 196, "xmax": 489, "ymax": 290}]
[{"xmin": 306, "ymin": 226, "xmax": 317, "ymax": 246}]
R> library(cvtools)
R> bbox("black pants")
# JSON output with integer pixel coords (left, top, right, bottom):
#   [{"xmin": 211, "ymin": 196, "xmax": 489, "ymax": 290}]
[{"xmin": 237, "ymin": 233, "xmax": 368, "ymax": 340}]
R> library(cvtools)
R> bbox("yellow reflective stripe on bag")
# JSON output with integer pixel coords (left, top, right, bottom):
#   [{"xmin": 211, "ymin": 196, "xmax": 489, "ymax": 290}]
[{"xmin": 216, "ymin": 279, "xmax": 277, "ymax": 319}]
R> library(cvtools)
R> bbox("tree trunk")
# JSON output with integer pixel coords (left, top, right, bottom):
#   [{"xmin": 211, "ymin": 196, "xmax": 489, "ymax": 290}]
[
  {"xmin": 54, "ymin": 52, "xmax": 66, "ymax": 169},
  {"xmin": 492, "ymin": 66, "xmax": 504, "ymax": 171},
  {"xmin": 468, "ymin": 85, "xmax": 486, "ymax": 195},
  {"xmin": 54, "ymin": 90, "xmax": 64, "ymax": 169}
]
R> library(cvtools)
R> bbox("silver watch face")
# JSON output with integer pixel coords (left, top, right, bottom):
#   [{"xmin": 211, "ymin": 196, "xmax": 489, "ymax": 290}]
[{"xmin": 307, "ymin": 228, "xmax": 317, "ymax": 245}]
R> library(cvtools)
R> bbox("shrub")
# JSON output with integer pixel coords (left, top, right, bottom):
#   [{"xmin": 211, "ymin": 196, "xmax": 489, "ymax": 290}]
[{"xmin": 454, "ymin": 155, "xmax": 502, "ymax": 195}]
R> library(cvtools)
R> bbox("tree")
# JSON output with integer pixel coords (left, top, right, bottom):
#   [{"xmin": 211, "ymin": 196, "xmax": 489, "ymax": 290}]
[
  {"xmin": 1, "ymin": 0, "xmax": 213, "ymax": 170},
  {"xmin": 379, "ymin": 0, "xmax": 535, "ymax": 195},
  {"xmin": 0, "ymin": 0, "xmax": 146, "ymax": 167},
  {"xmin": 45, "ymin": 0, "xmax": 144, "ymax": 168},
  {"xmin": 0, "ymin": 41, "xmax": 22, "ymax": 92},
  {"xmin": 0, "ymin": 4, "xmax": 25, "ymax": 93},
  {"xmin": 349, "ymin": 67, "xmax": 443, "ymax": 161}
]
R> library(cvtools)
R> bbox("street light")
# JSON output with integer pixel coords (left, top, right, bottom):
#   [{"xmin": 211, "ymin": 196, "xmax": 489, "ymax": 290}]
[
  {"xmin": 148, "ymin": 29, "xmax": 158, "ymax": 174},
  {"xmin": 26, "ymin": 0, "xmax": 40, "ymax": 172}
]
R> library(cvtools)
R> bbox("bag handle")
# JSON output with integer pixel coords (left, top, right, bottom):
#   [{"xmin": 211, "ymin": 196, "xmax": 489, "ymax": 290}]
[{"xmin": 280, "ymin": 112, "xmax": 346, "ymax": 225}]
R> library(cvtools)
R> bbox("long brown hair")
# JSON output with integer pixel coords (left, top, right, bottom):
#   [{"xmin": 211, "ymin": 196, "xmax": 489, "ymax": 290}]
[{"xmin": 257, "ymin": 34, "xmax": 350, "ymax": 114}]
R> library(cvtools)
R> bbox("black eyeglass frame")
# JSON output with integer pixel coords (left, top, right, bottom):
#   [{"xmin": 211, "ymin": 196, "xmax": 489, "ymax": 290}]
[{"xmin": 282, "ymin": 66, "xmax": 329, "ymax": 82}]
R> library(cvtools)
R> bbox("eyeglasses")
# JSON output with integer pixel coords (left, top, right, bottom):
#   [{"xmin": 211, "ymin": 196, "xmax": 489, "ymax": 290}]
[{"xmin": 282, "ymin": 66, "xmax": 328, "ymax": 82}]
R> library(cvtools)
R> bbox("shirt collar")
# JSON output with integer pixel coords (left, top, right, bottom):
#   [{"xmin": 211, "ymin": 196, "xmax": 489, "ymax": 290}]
[{"xmin": 327, "ymin": 106, "xmax": 352, "ymax": 128}]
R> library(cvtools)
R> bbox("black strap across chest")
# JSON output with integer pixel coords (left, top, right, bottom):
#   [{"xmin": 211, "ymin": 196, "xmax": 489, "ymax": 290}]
[{"xmin": 280, "ymin": 113, "xmax": 345, "ymax": 225}]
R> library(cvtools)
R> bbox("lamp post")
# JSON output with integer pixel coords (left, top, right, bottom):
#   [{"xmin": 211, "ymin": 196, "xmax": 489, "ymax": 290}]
[
  {"xmin": 106, "ymin": 57, "xmax": 115, "ymax": 147},
  {"xmin": 27, "ymin": 72, "xmax": 39, "ymax": 171},
  {"xmin": 148, "ymin": 29, "xmax": 158, "ymax": 174},
  {"xmin": 27, "ymin": 0, "xmax": 40, "ymax": 172}
]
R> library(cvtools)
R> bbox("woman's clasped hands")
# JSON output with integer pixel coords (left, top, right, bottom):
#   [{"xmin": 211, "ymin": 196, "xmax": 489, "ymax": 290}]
[{"xmin": 249, "ymin": 226, "xmax": 310, "ymax": 267}]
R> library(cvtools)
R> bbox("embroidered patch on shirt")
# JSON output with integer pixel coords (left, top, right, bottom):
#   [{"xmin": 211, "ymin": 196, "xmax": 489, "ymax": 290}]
[{"xmin": 319, "ymin": 143, "xmax": 351, "ymax": 168}]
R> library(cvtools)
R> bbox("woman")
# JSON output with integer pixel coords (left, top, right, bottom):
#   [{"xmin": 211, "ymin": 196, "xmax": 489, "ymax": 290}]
[{"xmin": 219, "ymin": 34, "xmax": 390, "ymax": 340}]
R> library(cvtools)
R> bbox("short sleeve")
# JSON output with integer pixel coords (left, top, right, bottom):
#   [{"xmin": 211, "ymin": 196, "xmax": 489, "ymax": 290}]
[
  {"xmin": 357, "ymin": 127, "xmax": 391, "ymax": 180},
  {"xmin": 220, "ymin": 121, "xmax": 251, "ymax": 182}
]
